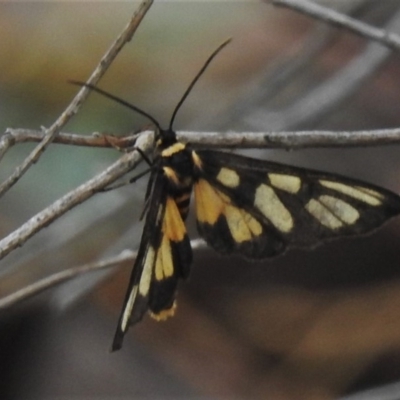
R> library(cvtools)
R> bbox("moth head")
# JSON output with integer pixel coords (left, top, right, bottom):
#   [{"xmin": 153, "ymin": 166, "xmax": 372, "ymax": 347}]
[{"xmin": 155, "ymin": 127, "xmax": 177, "ymax": 150}]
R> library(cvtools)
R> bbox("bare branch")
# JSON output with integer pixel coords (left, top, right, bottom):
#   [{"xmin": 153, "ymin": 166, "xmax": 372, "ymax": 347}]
[
  {"xmin": 272, "ymin": 0, "xmax": 400, "ymax": 51},
  {"xmin": 261, "ymin": 3, "xmax": 400, "ymax": 130},
  {"xmin": 0, "ymin": 239, "xmax": 206, "ymax": 310},
  {"xmin": 178, "ymin": 129, "xmax": 400, "ymax": 149},
  {"xmin": 0, "ymin": 0, "xmax": 153, "ymax": 198},
  {"xmin": 1, "ymin": 128, "xmax": 139, "ymax": 158},
  {"xmin": 0, "ymin": 132, "xmax": 154, "ymax": 261},
  {"xmin": 3, "ymin": 128, "xmax": 400, "ymax": 153},
  {"xmin": 0, "ymin": 250, "xmax": 136, "ymax": 310},
  {"xmin": 249, "ymin": 6, "xmax": 400, "ymax": 131}
]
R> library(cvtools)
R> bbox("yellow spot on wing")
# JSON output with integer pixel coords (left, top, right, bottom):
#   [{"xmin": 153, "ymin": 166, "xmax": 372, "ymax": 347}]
[
  {"xmin": 195, "ymin": 179, "xmax": 263, "ymax": 242},
  {"xmin": 195, "ymin": 179, "xmax": 224, "ymax": 224},
  {"xmin": 225, "ymin": 205, "xmax": 251, "ymax": 242},
  {"xmin": 217, "ymin": 167, "xmax": 240, "ymax": 188},
  {"xmin": 164, "ymin": 197, "xmax": 186, "ymax": 242},
  {"xmin": 319, "ymin": 195, "xmax": 360, "ymax": 224},
  {"xmin": 150, "ymin": 301, "xmax": 177, "ymax": 321},
  {"xmin": 254, "ymin": 184, "xmax": 293, "ymax": 232},
  {"xmin": 355, "ymin": 186, "xmax": 385, "ymax": 200},
  {"xmin": 155, "ymin": 235, "xmax": 174, "ymax": 281},
  {"xmin": 161, "ymin": 142, "xmax": 186, "ymax": 157},
  {"xmin": 224, "ymin": 205, "xmax": 263, "ymax": 242},
  {"xmin": 121, "ymin": 284, "xmax": 138, "ymax": 331},
  {"xmin": 269, "ymin": 173, "xmax": 301, "ymax": 193},
  {"xmin": 305, "ymin": 198, "xmax": 343, "ymax": 229},
  {"xmin": 155, "ymin": 197, "xmax": 187, "ymax": 281},
  {"xmin": 241, "ymin": 209, "xmax": 263, "ymax": 236},
  {"xmin": 139, "ymin": 246, "xmax": 155, "ymax": 296},
  {"xmin": 319, "ymin": 180, "xmax": 382, "ymax": 206}
]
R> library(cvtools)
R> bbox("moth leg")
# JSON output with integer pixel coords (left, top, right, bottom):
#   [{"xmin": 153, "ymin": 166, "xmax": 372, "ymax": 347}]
[{"xmin": 100, "ymin": 167, "xmax": 153, "ymax": 192}]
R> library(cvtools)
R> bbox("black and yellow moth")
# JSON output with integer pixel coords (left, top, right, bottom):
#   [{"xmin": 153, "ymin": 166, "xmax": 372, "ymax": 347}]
[{"xmin": 73, "ymin": 40, "xmax": 400, "ymax": 351}]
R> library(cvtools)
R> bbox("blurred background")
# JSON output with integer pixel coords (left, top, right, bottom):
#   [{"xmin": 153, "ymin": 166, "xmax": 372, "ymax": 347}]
[{"xmin": 1, "ymin": 1, "xmax": 400, "ymax": 399}]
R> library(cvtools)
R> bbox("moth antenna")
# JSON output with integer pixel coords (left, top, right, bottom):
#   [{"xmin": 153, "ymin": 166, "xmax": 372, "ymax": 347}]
[
  {"xmin": 69, "ymin": 80, "xmax": 162, "ymax": 131},
  {"xmin": 168, "ymin": 38, "xmax": 232, "ymax": 131}
]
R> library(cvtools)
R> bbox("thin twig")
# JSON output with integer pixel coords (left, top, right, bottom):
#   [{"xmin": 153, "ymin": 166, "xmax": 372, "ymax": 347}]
[
  {"xmin": 0, "ymin": 129, "xmax": 139, "ymax": 159},
  {"xmin": 0, "ymin": 0, "xmax": 153, "ymax": 198},
  {"xmin": 178, "ymin": 129, "xmax": 400, "ymax": 148},
  {"xmin": 251, "ymin": 4, "xmax": 400, "ymax": 131},
  {"xmin": 3, "ymin": 128, "xmax": 400, "ymax": 151},
  {"xmin": 52, "ymin": 237, "xmax": 206, "ymax": 311},
  {"xmin": 0, "ymin": 250, "xmax": 136, "ymax": 310},
  {"xmin": 0, "ymin": 239, "xmax": 206, "ymax": 310},
  {"xmin": 272, "ymin": 0, "xmax": 400, "ymax": 51},
  {"xmin": 0, "ymin": 132, "xmax": 153, "ymax": 261},
  {"xmin": 2, "ymin": 186, "xmax": 147, "ymax": 310},
  {"xmin": 1, "ymin": 188, "xmax": 142, "ymax": 281},
  {"xmin": 50, "ymin": 219, "xmax": 146, "ymax": 311}
]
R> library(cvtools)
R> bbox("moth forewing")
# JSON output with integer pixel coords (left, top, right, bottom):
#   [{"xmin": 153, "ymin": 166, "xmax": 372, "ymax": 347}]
[
  {"xmin": 112, "ymin": 170, "xmax": 167, "ymax": 351},
  {"xmin": 192, "ymin": 149, "xmax": 400, "ymax": 257},
  {"xmin": 112, "ymin": 143, "xmax": 195, "ymax": 351}
]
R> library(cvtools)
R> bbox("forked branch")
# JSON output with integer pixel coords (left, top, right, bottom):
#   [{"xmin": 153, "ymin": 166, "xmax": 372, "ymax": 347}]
[{"xmin": 0, "ymin": 0, "xmax": 153, "ymax": 198}]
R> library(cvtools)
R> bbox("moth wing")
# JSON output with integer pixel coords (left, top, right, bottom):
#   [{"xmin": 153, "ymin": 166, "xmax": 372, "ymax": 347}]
[
  {"xmin": 112, "ymin": 170, "xmax": 192, "ymax": 351},
  {"xmin": 193, "ymin": 150, "xmax": 400, "ymax": 259}
]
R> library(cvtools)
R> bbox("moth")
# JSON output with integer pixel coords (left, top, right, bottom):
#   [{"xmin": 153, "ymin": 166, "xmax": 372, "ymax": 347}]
[{"xmin": 73, "ymin": 39, "xmax": 400, "ymax": 351}]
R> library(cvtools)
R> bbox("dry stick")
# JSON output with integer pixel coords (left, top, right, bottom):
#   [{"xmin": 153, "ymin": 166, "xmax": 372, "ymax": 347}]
[
  {"xmin": 272, "ymin": 0, "xmax": 400, "ymax": 51},
  {"xmin": 0, "ymin": 250, "xmax": 136, "ymax": 310},
  {"xmin": 2, "ymin": 181, "xmax": 148, "ymax": 311},
  {"xmin": 0, "ymin": 239, "xmax": 206, "ymax": 310},
  {"xmin": 51, "ymin": 224, "xmax": 143, "ymax": 311},
  {"xmin": 1, "ymin": 129, "xmax": 138, "ymax": 148},
  {"xmin": 50, "ymin": 197, "xmax": 153, "ymax": 310},
  {"xmin": 0, "ymin": 129, "xmax": 139, "ymax": 159},
  {"xmin": 178, "ymin": 129, "xmax": 400, "ymax": 148},
  {"xmin": 0, "ymin": 132, "xmax": 153, "ymax": 261},
  {"xmin": 254, "ymin": 5, "xmax": 400, "ymax": 131},
  {"xmin": 0, "ymin": 0, "xmax": 153, "ymax": 198},
  {"xmin": 4, "ymin": 128, "xmax": 400, "ymax": 151},
  {"xmin": 4, "ymin": 190, "xmax": 140, "ymax": 282}
]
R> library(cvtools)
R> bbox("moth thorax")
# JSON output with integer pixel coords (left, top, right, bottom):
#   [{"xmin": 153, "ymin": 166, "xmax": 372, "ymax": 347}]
[{"xmin": 162, "ymin": 144, "xmax": 195, "ymax": 180}]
